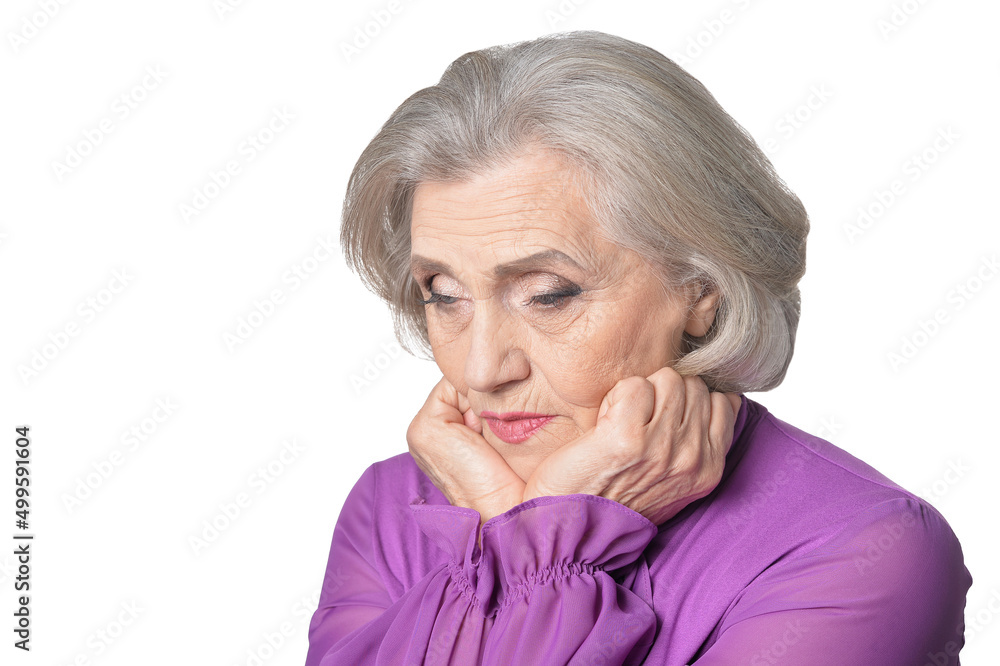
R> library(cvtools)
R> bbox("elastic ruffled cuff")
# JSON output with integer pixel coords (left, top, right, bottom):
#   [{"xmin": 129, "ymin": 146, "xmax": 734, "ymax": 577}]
[
  {"xmin": 479, "ymin": 494, "xmax": 657, "ymax": 606},
  {"xmin": 408, "ymin": 499, "xmax": 501, "ymax": 615},
  {"xmin": 409, "ymin": 494, "xmax": 657, "ymax": 617}
]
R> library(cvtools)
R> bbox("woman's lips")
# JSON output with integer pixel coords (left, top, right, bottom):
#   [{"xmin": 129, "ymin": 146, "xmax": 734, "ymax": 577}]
[{"xmin": 479, "ymin": 412, "xmax": 554, "ymax": 444}]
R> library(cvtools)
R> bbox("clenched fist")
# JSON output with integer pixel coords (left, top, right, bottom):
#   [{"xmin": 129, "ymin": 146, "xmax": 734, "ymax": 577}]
[
  {"xmin": 522, "ymin": 368, "xmax": 741, "ymax": 526},
  {"xmin": 406, "ymin": 377, "xmax": 526, "ymax": 532}
]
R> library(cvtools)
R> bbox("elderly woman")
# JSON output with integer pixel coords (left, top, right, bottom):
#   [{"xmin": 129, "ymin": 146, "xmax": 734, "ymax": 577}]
[{"xmin": 306, "ymin": 31, "xmax": 970, "ymax": 665}]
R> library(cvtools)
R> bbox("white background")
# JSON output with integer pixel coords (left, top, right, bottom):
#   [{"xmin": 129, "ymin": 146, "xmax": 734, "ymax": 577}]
[{"xmin": 2, "ymin": 0, "xmax": 997, "ymax": 664}]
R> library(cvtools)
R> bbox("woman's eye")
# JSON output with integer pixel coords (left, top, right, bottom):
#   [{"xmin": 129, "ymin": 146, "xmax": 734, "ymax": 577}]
[
  {"xmin": 417, "ymin": 281, "xmax": 582, "ymax": 309},
  {"xmin": 418, "ymin": 292, "xmax": 459, "ymax": 306},
  {"xmin": 528, "ymin": 286, "xmax": 581, "ymax": 308}
]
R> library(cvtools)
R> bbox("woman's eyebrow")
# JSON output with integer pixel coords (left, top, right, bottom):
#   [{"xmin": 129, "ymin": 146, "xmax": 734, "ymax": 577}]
[{"xmin": 410, "ymin": 249, "xmax": 585, "ymax": 280}]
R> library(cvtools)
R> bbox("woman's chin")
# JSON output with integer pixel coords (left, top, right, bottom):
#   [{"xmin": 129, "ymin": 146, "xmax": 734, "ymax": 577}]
[{"xmin": 486, "ymin": 431, "xmax": 568, "ymax": 483}]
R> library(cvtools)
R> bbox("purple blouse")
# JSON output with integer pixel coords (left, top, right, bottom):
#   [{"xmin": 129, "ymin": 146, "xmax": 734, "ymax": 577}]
[{"xmin": 306, "ymin": 395, "xmax": 971, "ymax": 665}]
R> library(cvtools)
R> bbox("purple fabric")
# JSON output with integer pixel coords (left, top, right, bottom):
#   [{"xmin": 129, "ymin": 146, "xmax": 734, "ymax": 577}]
[{"xmin": 306, "ymin": 396, "xmax": 971, "ymax": 665}]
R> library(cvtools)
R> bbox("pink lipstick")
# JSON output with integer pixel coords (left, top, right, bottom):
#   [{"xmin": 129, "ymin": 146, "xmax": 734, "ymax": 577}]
[{"xmin": 479, "ymin": 411, "xmax": 554, "ymax": 444}]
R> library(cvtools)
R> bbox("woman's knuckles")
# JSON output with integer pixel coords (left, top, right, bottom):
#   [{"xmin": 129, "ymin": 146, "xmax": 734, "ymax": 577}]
[
  {"xmin": 591, "ymin": 429, "xmax": 646, "ymax": 467},
  {"xmin": 648, "ymin": 365, "xmax": 684, "ymax": 384},
  {"xmin": 671, "ymin": 443, "xmax": 704, "ymax": 474}
]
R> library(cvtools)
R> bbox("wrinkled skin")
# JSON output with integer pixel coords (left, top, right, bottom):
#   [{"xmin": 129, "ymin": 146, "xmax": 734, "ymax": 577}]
[{"xmin": 406, "ymin": 144, "xmax": 740, "ymax": 538}]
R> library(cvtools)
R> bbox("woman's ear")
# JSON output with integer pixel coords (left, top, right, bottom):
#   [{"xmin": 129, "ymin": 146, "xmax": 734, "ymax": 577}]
[{"xmin": 684, "ymin": 283, "xmax": 720, "ymax": 338}]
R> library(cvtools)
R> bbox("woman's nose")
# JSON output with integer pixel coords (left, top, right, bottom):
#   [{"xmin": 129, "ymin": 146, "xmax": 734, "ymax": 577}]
[{"xmin": 463, "ymin": 301, "xmax": 529, "ymax": 394}]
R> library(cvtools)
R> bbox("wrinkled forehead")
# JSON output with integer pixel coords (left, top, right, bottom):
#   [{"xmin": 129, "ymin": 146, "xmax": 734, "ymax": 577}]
[{"xmin": 409, "ymin": 144, "xmax": 596, "ymax": 256}]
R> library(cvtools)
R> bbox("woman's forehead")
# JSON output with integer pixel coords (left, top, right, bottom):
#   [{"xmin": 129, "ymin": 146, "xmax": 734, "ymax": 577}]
[{"xmin": 411, "ymin": 151, "xmax": 592, "ymax": 243}]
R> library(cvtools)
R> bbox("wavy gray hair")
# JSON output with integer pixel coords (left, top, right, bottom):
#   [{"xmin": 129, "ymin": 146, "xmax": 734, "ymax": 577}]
[{"xmin": 340, "ymin": 30, "xmax": 809, "ymax": 393}]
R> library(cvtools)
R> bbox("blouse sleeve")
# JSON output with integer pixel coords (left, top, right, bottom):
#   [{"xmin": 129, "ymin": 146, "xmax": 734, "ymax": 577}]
[
  {"xmin": 479, "ymin": 494, "xmax": 660, "ymax": 664},
  {"xmin": 305, "ymin": 461, "xmax": 661, "ymax": 666},
  {"xmin": 305, "ymin": 464, "xmax": 393, "ymax": 664},
  {"xmin": 692, "ymin": 497, "xmax": 971, "ymax": 665}
]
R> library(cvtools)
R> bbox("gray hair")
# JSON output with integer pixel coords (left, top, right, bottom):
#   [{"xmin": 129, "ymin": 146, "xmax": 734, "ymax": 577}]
[{"xmin": 340, "ymin": 30, "xmax": 808, "ymax": 393}]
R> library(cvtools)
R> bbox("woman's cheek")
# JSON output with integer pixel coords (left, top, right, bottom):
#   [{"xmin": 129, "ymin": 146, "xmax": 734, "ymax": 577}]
[
  {"xmin": 427, "ymin": 324, "xmax": 468, "ymax": 389},
  {"xmin": 541, "ymin": 346, "xmax": 618, "ymax": 409}
]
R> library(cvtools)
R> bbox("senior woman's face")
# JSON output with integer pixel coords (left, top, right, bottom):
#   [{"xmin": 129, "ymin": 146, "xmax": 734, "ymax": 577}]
[{"xmin": 409, "ymin": 144, "xmax": 718, "ymax": 482}]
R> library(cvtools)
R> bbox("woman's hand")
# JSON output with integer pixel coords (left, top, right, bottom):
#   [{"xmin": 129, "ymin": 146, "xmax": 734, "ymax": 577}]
[
  {"xmin": 407, "ymin": 376, "xmax": 526, "ymax": 529},
  {"xmin": 522, "ymin": 368, "xmax": 741, "ymax": 526}
]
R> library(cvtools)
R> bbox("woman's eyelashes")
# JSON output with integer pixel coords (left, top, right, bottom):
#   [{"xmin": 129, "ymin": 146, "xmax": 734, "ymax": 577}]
[
  {"xmin": 419, "ymin": 290, "xmax": 577, "ymax": 308},
  {"xmin": 418, "ymin": 292, "xmax": 459, "ymax": 306},
  {"xmin": 526, "ymin": 284, "xmax": 582, "ymax": 308},
  {"xmin": 417, "ymin": 277, "xmax": 582, "ymax": 310}
]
